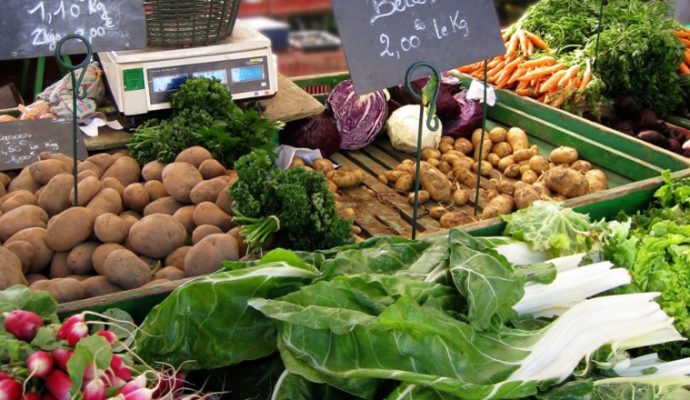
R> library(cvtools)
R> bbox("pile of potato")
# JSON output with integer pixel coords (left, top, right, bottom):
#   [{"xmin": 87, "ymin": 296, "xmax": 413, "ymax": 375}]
[
  {"xmin": 0, "ymin": 146, "xmax": 247, "ymax": 303},
  {"xmin": 378, "ymin": 127, "xmax": 609, "ymax": 228}
]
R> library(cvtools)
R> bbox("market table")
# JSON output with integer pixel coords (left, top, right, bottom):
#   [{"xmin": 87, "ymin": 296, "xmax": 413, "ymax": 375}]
[{"xmin": 83, "ymin": 74, "xmax": 324, "ymax": 151}]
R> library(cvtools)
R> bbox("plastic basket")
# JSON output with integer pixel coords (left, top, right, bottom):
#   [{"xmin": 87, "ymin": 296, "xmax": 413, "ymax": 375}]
[{"xmin": 144, "ymin": 0, "xmax": 242, "ymax": 48}]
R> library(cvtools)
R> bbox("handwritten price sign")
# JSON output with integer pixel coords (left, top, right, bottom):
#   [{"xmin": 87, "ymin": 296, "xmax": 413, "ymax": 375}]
[
  {"xmin": 0, "ymin": 0, "xmax": 146, "ymax": 60},
  {"xmin": 332, "ymin": 0, "xmax": 505, "ymax": 94}
]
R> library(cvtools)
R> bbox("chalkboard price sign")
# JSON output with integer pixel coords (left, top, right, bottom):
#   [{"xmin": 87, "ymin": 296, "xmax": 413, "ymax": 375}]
[
  {"xmin": 332, "ymin": 0, "xmax": 505, "ymax": 94},
  {"xmin": 0, "ymin": 0, "xmax": 146, "ymax": 60},
  {"xmin": 0, "ymin": 120, "xmax": 88, "ymax": 171}
]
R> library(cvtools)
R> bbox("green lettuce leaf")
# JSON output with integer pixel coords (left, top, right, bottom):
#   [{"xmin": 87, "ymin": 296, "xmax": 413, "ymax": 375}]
[
  {"xmin": 594, "ymin": 376, "xmax": 690, "ymax": 400},
  {"xmin": 135, "ymin": 262, "xmax": 318, "ymax": 370}
]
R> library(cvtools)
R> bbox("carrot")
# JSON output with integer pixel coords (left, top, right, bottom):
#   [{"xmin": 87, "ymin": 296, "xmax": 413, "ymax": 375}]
[
  {"xmin": 540, "ymin": 70, "xmax": 567, "ymax": 94},
  {"xmin": 508, "ymin": 67, "xmax": 527, "ymax": 85},
  {"xmin": 526, "ymin": 31, "xmax": 550, "ymax": 50},
  {"xmin": 674, "ymin": 30, "xmax": 690, "ymax": 39},
  {"xmin": 488, "ymin": 57, "xmax": 503, "ymax": 69},
  {"xmin": 538, "ymin": 94, "xmax": 548, "ymax": 103},
  {"xmin": 579, "ymin": 60, "xmax": 592, "ymax": 91},
  {"xmin": 551, "ymin": 93, "xmax": 567, "ymax": 108},
  {"xmin": 526, "ymin": 39, "xmax": 534, "ymax": 57},
  {"xmin": 558, "ymin": 65, "xmax": 580, "ymax": 88},
  {"xmin": 684, "ymin": 50, "xmax": 690, "ymax": 66},
  {"xmin": 502, "ymin": 30, "xmax": 511, "ymax": 42},
  {"xmin": 515, "ymin": 88, "xmax": 533, "ymax": 96},
  {"xmin": 516, "ymin": 80, "xmax": 530, "ymax": 90},
  {"xmin": 518, "ymin": 30, "xmax": 529, "ymax": 56},
  {"xmin": 506, "ymin": 34, "xmax": 519, "ymax": 56},
  {"xmin": 520, "ymin": 57, "xmax": 556, "ymax": 69},
  {"xmin": 488, "ymin": 61, "xmax": 506, "ymax": 77},
  {"xmin": 496, "ymin": 59, "xmax": 522, "ymax": 88},
  {"xmin": 520, "ymin": 64, "xmax": 565, "ymax": 82},
  {"xmin": 458, "ymin": 64, "xmax": 479, "ymax": 73},
  {"xmin": 680, "ymin": 62, "xmax": 690, "ymax": 75}
]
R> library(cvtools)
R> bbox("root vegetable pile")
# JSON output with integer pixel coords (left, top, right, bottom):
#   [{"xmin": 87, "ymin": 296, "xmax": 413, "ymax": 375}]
[
  {"xmin": 0, "ymin": 147, "xmax": 245, "ymax": 302},
  {"xmin": 378, "ymin": 128, "xmax": 608, "ymax": 228}
]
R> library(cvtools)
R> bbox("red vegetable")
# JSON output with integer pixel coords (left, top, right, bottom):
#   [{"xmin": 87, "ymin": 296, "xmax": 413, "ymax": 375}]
[
  {"xmin": 120, "ymin": 375, "xmax": 147, "ymax": 396},
  {"xmin": 0, "ymin": 379, "xmax": 21, "ymax": 400},
  {"xmin": 327, "ymin": 80, "xmax": 388, "ymax": 150},
  {"xmin": 443, "ymin": 91, "xmax": 483, "ymax": 139},
  {"xmin": 21, "ymin": 393, "xmax": 40, "ymax": 400},
  {"xmin": 123, "ymin": 388, "xmax": 153, "ymax": 400},
  {"xmin": 95, "ymin": 331, "xmax": 117, "ymax": 345},
  {"xmin": 4, "ymin": 310, "xmax": 43, "ymax": 342},
  {"xmin": 0, "ymin": 373, "xmax": 9, "ymax": 381},
  {"xmin": 280, "ymin": 112, "xmax": 342, "ymax": 157},
  {"xmin": 110, "ymin": 356, "xmax": 131, "ymax": 381},
  {"xmin": 45, "ymin": 371, "xmax": 71, "ymax": 400},
  {"xmin": 83, "ymin": 379, "xmax": 106, "ymax": 400},
  {"xmin": 51, "ymin": 349, "xmax": 72, "ymax": 372},
  {"xmin": 27, "ymin": 351, "xmax": 54, "ymax": 379}
]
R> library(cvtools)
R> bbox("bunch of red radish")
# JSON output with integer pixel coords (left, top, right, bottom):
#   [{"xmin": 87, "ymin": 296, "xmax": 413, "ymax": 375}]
[{"xmin": 2, "ymin": 310, "xmax": 186, "ymax": 400}]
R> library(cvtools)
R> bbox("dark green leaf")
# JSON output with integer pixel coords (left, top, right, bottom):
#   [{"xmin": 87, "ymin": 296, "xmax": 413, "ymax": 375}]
[{"xmin": 0, "ymin": 285, "xmax": 57, "ymax": 331}]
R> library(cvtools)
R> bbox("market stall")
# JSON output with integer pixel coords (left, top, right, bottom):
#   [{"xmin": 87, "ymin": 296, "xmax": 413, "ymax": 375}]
[{"xmin": 2, "ymin": 0, "xmax": 690, "ymax": 399}]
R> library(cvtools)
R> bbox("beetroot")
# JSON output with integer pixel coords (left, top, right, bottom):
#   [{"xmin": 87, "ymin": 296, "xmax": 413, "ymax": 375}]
[
  {"xmin": 638, "ymin": 130, "xmax": 669, "ymax": 148},
  {"xmin": 4, "ymin": 310, "xmax": 43, "ymax": 342}
]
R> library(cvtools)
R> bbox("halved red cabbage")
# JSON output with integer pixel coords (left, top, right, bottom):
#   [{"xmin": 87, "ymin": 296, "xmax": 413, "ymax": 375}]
[
  {"xmin": 326, "ymin": 80, "xmax": 388, "ymax": 150},
  {"xmin": 280, "ymin": 112, "xmax": 342, "ymax": 157},
  {"xmin": 390, "ymin": 73, "xmax": 462, "ymax": 119},
  {"xmin": 443, "ymin": 91, "xmax": 483, "ymax": 139}
]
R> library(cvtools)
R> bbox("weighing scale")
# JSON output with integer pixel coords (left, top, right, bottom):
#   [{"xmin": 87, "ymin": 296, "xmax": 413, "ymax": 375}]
[{"xmin": 99, "ymin": 20, "xmax": 278, "ymax": 116}]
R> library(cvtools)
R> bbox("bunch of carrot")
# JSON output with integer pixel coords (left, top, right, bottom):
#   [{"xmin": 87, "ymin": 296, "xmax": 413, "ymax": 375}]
[
  {"xmin": 457, "ymin": 28, "xmax": 592, "ymax": 109},
  {"xmin": 675, "ymin": 28, "xmax": 690, "ymax": 75}
]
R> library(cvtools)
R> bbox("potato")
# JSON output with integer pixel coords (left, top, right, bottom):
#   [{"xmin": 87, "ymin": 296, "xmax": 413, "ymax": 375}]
[
  {"xmin": 450, "ymin": 139, "xmax": 471, "ymax": 155},
  {"xmin": 122, "ymin": 183, "xmax": 150, "ymax": 212},
  {"xmin": 198, "ymin": 159, "xmax": 226, "ymax": 179},
  {"xmin": 216, "ymin": 186, "xmax": 233, "ymax": 213},
  {"xmin": 77, "ymin": 161, "xmax": 103, "ymax": 179},
  {"xmin": 521, "ymin": 170, "xmax": 538, "ymax": 184},
  {"xmin": 471, "ymin": 129, "xmax": 488, "ymax": 148},
  {"xmin": 492, "ymin": 142, "xmax": 512, "ymax": 159},
  {"xmin": 1, "ymin": 190, "xmax": 37, "ymax": 213},
  {"xmin": 165, "ymin": 246, "xmax": 192, "ymax": 271},
  {"xmin": 440, "ymin": 211, "xmax": 475, "ymax": 228},
  {"xmin": 102, "ymin": 177, "xmax": 125, "ymax": 196},
  {"xmin": 481, "ymin": 188, "xmax": 500, "ymax": 203},
  {"xmin": 102, "ymin": 156, "xmax": 141, "ymax": 186},
  {"xmin": 184, "ymin": 234, "xmax": 239, "ymax": 277},
  {"xmin": 421, "ymin": 147, "xmax": 441, "ymax": 161},
  {"xmin": 47, "ymin": 251, "xmax": 70, "ymax": 278},
  {"xmin": 5, "ymin": 240, "xmax": 34, "ymax": 273},
  {"xmin": 155, "ymin": 266, "xmax": 185, "ymax": 281},
  {"xmin": 102, "ymin": 249, "xmax": 152, "ymax": 289},
  {"xmin": 481, "ymin": 194, "xmax": 515, "ymax": 219},
  {"xmin": 85, "ymin": 153, "xmax": 115, "ymax": 172},
  {"xmin": 544, "ymin": 167, "xmax": 589, "ymax": 198},
  {"xmin": 504, "ymin": 164, "xmax": 521, "ymax": 179},
  {"xmin": 452, "ymin": 157, "xmax": 474, "ymax": 171},
  {"xmin": 571, "ymin": 160, "xmax": 593, "ymax": 172},
  {"xmin": 8, "ymin": 168, "xmax": 41, "ymax": 194},
  {"xmin": 0, "ymin": 246, "xmax": 28, "ymax": 289},
  {"xmin": 507, "ymin": 127, "xmax": 529, "ymax": 151},
  {"xmin": 144, "ymin": 180, "xmax": 167, "ymax": 201},
  {"xmin": 173, "ymin": 205, "xmax": 197, "ymax": 234},
  {"xmin": 519, "ymin": 164, "xmax": 532, "ymax": 175},
  {"xmin": 437, "ymin": 160, "xmax": 451, "ymax": 174},
  {"xmin": 6, "ymin": 228, "xmax": 53, "ymax": 273},
  {"xmin": 226, "ymin": 226, "xmax": 247, "ymax": 258},
  {"xmin": 487, "ymin": 153, "xmax": 501, "ymax": 168},
  {"xmin": 532, "ymin": 182, "xmax": 552, "ymax": 198},
  {"xmin": 488, "ymin": 127, "xmax": 508, "ymax": 143},
  {"xmin": 86, "ymin": 188, "xmax": 123, "ymax": 217},
  {"xmin": 162, "ymin": 162, "xmax": 203, "ymax": 203},
  {"xmin": 453, "ymin": 189, "xmax": 470, "ymax": 206},
  {"xmin": 0, "ymin": 172, "xmax": 11, "ymax": 188},
  {"xmin": 142, "ymin": 161, "xmax": 166, "ymax": 182},
  {"xmin": 473, "ymin": 139, "xmax": 493, "ymax": 161},
  {"xmin": 38, "ymin": 173, "xmax": 74, "ymax": 216},
  {"xmin": 77, "ymin": 170, "xmax": 98, "ymax": 182},
  {"xmin": 193, "ymin": 202, "xmax": 233, "ymax": 231},
  {"xmin": 407, "ymin": 190, "xmax": 430, "ymax": 205},
  {"xmin": 175, "ymin": 146, "xmax": 213, "ymax": 168},
  {"xmin": 512, "ymin": 148, "xmax": 535, "ymax": 163},
  {"xmin": 495, "ymin": 180, "xmax": 514, "ymax": 196},
  {"xmin": 0, "ymin": 205, "xmax": 48, "ymax": 241},
  {"xmin": 394, "ymin": 174, "xmax": 414, "ymax": 192},
  {"xmin": 190, "ymin": 177, "xmax": 232, "ymax": 205},
  {"xmin": 67, "ymin": 242, "xmax": 99, "ymax": 275},
  {"xmin": 27, "ymin": 274, "xmax": 48, "ymax": 285},
  {"xmin": 427, "ymin": 158, "xmax": 440, "ymax": 168},
  {"xmin": 82, "ymin": 276, "xmax": 122, "ymax": 297},
  {"xmin": 94, "ymin": 213, "xmax": 128, "ymax": 244},
  {"xmin": 438, "ymin": 141, "xmax": 454, "ymax": 154},
  {"xmin": 289, "ymin": 157, "xmax": 305, "ymax": 168},
  {"xmin": 440, "ymin": 153, "xmax": 461, "ymax": 165},
  {"xmin": 384, "ymin": 170, "xmax": 406, "ymax": 182},
  {"xmin": 440, "ymin": 136, "xmax": 454, "ymax": 144},
  {"xmin": 327, "ymin": 168, "xmax": 366, "ymax": 188},
  {"xmin": 453, "ymin": 167, "xmax": 476, "ymax": 188},
  {"xmin": 513, "ymin": 183, "xmax": 541, "ymax": 210},
  {"xmin": 585, "ymin": 170, "xmax": 608, "ymax": 193},
  {"xmin": 120, "ymin": 212, "xmax": 140, "ymax": 231},
  {"xmin": 30, "ymin": 159, "xmax": 71, "ymax": 185},
  {"xmin": 497, "ymin": 155, "xmax": 515, "ymax": 172},
  {"xmin": 70, "ymin": 176, "xmax": 103, "ymax": 207},
  {"xmin": 429, "ymin": 206, "xmax": 447, "ymax": 220},
  {"xmin": 550, "ymin": 146, "xmax": 579, "ymax": 164},
  {"xmin": 143, "ymin": 196, "xmax": 184, "ymax": 216},
  {"xmin": 529, "ymin": 155, "xmax": 549, "ymax": 173},
  {"xmin": 43, "ymin": 278, "xmax": 86, "ymax": 303},
  {"xmin": 127, "ymin": 214, "xmax": 187, "ymax": 259},
  {"xmin": 46, "ymin": 207, "xmax": 96, "ymax": 252},
  {"xmin": 92, "ymin": 243, "xmax": 126, "ymax": 276},
  {"xmin": 472, "ymin": 161, "xmax": 493, "ymax": 177},
  {"xmin": 419, "ymin": 168, "xmax": 451, "ymax": 202}
]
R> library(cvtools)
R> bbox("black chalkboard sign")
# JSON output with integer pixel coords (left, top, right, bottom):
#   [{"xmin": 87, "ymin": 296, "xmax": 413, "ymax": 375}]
[
  {"xmin": 0, "ymin": 119, "xmax": 88, "ymax": 171},
  {"xmin": 0, "ymin": 0, "xmax": 146, "ymax": 60},
  {"xmin": 332, "ymin": 0, "xmax": 505, "ymax": 94}
]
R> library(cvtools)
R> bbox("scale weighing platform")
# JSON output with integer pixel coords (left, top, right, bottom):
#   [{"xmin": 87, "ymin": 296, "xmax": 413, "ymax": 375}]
[{"xmin": 100, "ymin": 20, "xmax": 278, "ymax": 116}]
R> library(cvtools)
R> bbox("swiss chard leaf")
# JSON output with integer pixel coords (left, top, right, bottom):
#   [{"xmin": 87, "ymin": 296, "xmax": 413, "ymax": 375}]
[{"xmin": 272, "ymin": 371, "xmax": 357, "ymax": 400}]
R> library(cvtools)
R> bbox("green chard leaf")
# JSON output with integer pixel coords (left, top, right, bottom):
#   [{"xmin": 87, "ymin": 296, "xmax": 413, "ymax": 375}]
[{"xmin": 271, "ymin": 371, "xmax": 357, "ymax": 400}]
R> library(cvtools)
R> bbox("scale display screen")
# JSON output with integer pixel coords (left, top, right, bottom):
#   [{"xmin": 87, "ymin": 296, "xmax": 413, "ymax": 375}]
[
  {"xmin": 151, "ymin": 74, "xmax": 188, "ymax": 93},
  {"xmin": 231, "ymin": 65, "xmax": 264, "ymax": 82},
  {"xmin": 192, "ymin": 69, "xmax": 228, "ymax": 83}
]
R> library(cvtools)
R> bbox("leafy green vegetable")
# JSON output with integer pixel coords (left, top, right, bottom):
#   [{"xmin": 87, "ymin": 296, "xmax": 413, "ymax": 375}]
[
  {"xmin": 503, "ymin": 201, "xmax": 603, "ymax": 257},
  {"xmin": 272, "ymin": 371, "xmax": 356, "ymax": 400},
  {"xmin": 67, "ymin": 335, "xmax": 113, "ymax": 395},
  {"xmin": 594, "ymin": 376, "xmax": 690, "ymax": 400},
  {"xmin": 135, "ymin": 262, "xmax": 318, "ymax": 370},
  {"xmin": 231, "ymin": 149, "xmax": 353, "ymax": 252},
  {"xmin": 169, "ymin": 77, "xmax": 235, "ymax": 119},
  {"xmin": 0, "ymin": 285, "xmax": 57, "ymax": 324}
]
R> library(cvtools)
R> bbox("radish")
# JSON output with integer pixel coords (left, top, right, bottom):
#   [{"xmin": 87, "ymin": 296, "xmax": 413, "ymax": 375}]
[
  {"xmin": 41, "ymin": 394, "xmax": 56, "ymax": 400},
  {"xmin": 119, "ymin": 375, "xmax": 147, "ymax": 396},
  {"xmin": 153, "ymin": 372, "xmax": 185, "ymax": 397},
  {"xmin": 123, "ymin": 388, "xmax": 153, "ymax": 400},
  {"xmin": 57, "ymin": 314, "xmax": 87, "ymax": 345},
  {"xmin": 27, "ymin": 351, "xmax": 54, "ymax": 378},
  {"xmin": 0, "ymin": 373, "xmax": 9, "ymax": 381},
  {"xmin": 57, "ymin": 315, "xmax": 84, "ymax": 338},
  {"xmin": 109, "ymin": 356, "xmax": 130, "ymax": 381},
  {"xmin": 45, "ymin": 370, "xmax": 71, "ymax": 400},
  {"xmin": 4, "ymin": 310, "xmax": 43, "ymax": 342},
  {"xmin": 95, "ymin": 331, "xmax": 117, "ymax": 344},
  {"xmin": 21, "ymin": 393, "xmax": 41, "ymax": 400},
  {"xmin": 83, "ymin": 379, "xmax": 106, "ymax": 400},
  {"xmin": 83, "ymin": 364, "xmax": 98, "ymax": 382},
  {"xmin": 0, "ymin": 379, "xmax": 22, "ymax": 400},
  {"xmin": 51, "ymin": 349, "xmax": 72, "ymax": 372}
]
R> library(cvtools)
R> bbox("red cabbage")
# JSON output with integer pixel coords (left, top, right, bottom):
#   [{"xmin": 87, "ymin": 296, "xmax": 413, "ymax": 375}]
[
  {"xmin": 280, "ymin": 112, "xmax": 342, "ymax": 157},
  {"xmin": 390, "ymin": 73, "xmax": 462, "ymax": 119},
  {"xmin": 443, "ymin": 91, "xmax": 483, "ymax": 139},
  {"xmin": 326, "ymin": 80, "xmax": 388, "ymax": 150}
]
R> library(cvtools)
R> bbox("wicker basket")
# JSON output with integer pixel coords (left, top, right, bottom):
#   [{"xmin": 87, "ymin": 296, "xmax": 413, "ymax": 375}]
[{"xmin": 144, "ymin": 0, "xmax": 242, "ymax": 48}]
